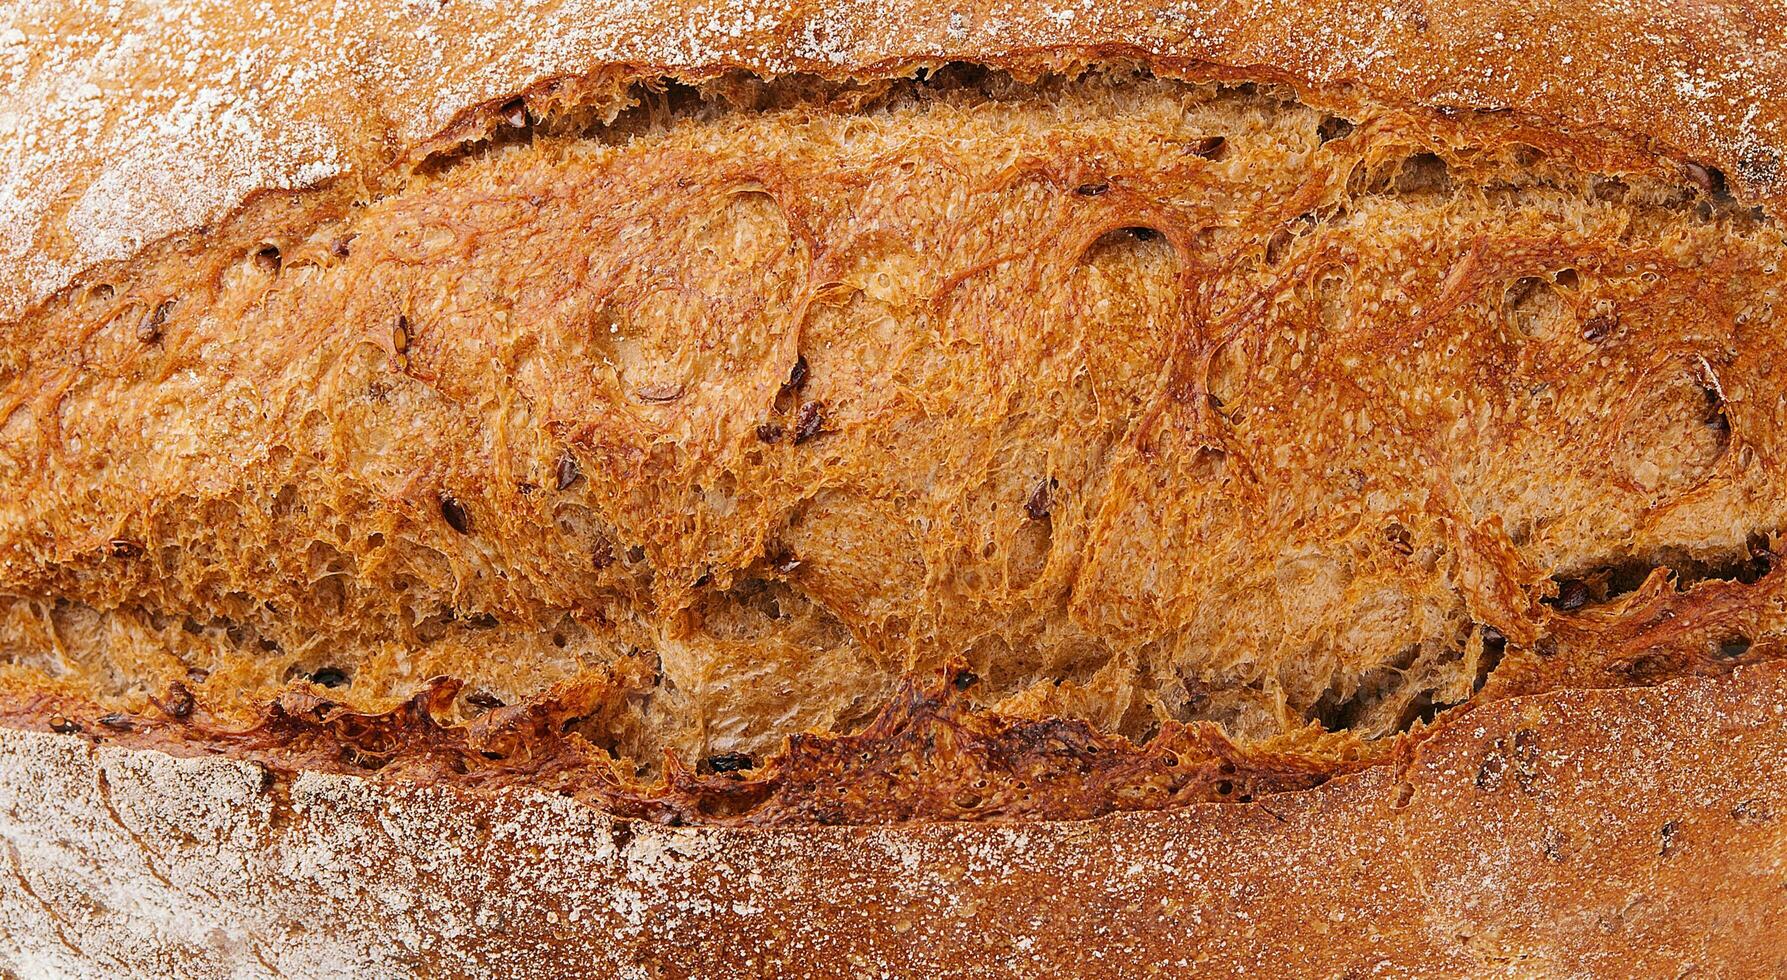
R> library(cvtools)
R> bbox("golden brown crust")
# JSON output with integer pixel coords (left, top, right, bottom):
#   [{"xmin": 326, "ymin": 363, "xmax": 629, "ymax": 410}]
[
  {"xmin": 0, "ymin": 663, "xmax": 1362, "ymax": 826},
  {"xmin": 4, "ymin": 3, "xmax": 1787, "ymax": 973},
  {"xmin": 4, "ymin": 63, "xmax": 1783, "ymax": 780},
  {"xmin": 4, "ymin": 662, "xmax": 1784, "ymax": 976},
  {"xmin": 5, "ymin": 0, "xmax": 1785, "ymax": 324}
]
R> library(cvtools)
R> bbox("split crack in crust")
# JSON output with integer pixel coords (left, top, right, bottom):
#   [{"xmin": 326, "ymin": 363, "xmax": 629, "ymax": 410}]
[{"xmin": 1, "ymin": 66, "xmax": 1784, "ymax": 824}]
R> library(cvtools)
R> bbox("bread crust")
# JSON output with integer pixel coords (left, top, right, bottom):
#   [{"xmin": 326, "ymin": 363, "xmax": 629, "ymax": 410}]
[
  {"xmin": 4, "ymin": 0, "xmax": 1784, "ymax": 323},
  {"xmin": 4, "ymin": 2, "xmax": 1787, "ymax": 974},
  {"xmin": 4, "ymin": 662, "xmax": 1785, "ymax": 977}
]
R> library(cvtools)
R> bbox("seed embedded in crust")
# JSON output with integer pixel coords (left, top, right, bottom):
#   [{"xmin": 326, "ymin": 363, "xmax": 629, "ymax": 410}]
[
  {"xmin": 555, "ymin": 454, "xmax": 582, "ymax": 490},
  {"xmin": 792, "ymin": 401, "xmax": 825, "ymax": 444},
  {"xmin": 97, "ymin": 713, "xmax": 134, "ymax": 731},
  {"xmin": 756, "ymin": 422, "xmax": 784, "ymax": 443},
  {"xmin": 393, "ymin": 315, "xmax": 411, "ymax": 353},
  {"xmin": 1023, "ymin": 478, "xmax": 1053, "ymax": 520},
  {"xmin": 1189, "ymin": 135, "xmax": 1227, "ymax": 159},
  {"xmin": 49, "ymin": 715, "xmax": 81, "ymax": 734},
  {"xmin": 635, "ymin": 382, "xmax": 685, "ymax": 403},
  {"xmin": 159, "ymin": 681, "xmax": 195, "ymax": 719},
  {"xmin": 1684, "ymin": 161, "xmax": 1728, "ymax": 198},
  {"xmin": 1580, "ymin": 314, "xmax": 1615, "ymax": 343},
  {"xmin": 465, "ymin": 690, "xmax": 506, "ymax": 710},
  {"xmin": 1553, "ymin": 579, "xmax": 1590, "ymax": 612},
  {"xmin": 781, "ymin": 354, "xmax": 810, "ymax": 395},
  {"xmin": 136, "ymin": 300, "xmax": 172, "ymax": 343},
  {"xmin": 440, "ymin": 495, "xmax": 471, "ymax": 534}
]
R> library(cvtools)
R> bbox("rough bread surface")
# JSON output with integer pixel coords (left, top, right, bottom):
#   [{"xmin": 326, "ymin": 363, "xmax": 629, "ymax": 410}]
[
  {"xmin": 5, "ymin": 0, "xmax": 1786, "ymax": 326},
  {"xmin": 2, "ymin": 0, "xmax": 1787, "ymax": 970},
  {"xmin": 3, "ymin": 664, "xmax": 1785, "ymax": 977},
  {"xmin": 3, "ymin": 66, "xmax": 1784, "ymax": 786}
]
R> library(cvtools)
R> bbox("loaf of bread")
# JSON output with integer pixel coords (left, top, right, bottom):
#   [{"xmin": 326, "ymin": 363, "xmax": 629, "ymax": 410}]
[{"xmin": 3, "ymin": 0, "xmax": 1785, "ymax": 975}]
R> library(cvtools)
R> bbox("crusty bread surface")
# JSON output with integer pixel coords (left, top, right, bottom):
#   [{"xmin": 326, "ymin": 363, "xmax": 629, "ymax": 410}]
[
  {"xmin": 6, "ymin": 665, "xmax": 1786, "ymax": 977},
  {"xmin": 2, "ymin": 0, "xmax": 1786, "ymax": 975}
]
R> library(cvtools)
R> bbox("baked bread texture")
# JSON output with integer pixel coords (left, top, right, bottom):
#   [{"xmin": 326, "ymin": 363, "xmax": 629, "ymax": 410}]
[{"xmin": 2, "ymin": 0, "xmax": 1786, "ymax": 975}]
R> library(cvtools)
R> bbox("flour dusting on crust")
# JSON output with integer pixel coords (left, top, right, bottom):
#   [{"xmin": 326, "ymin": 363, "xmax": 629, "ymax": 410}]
[
  {"xmin": 2, "ymin": 0, "xmax": 1784, "ymax": 322},
  {"xmin": 2, "ymin": 664, "xmax": 1784, "ymax": 976}
]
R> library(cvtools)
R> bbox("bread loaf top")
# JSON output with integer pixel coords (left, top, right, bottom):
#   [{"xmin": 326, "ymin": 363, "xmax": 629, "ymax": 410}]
[
  {"xmin": 5, "ymin": 0, "xmax": 1785, "ymax": 324},
  {"xmin": 3, "ymin": 4, "xmax": 1787, "ymax": 974},
  {"xmin": 2, "ymin": 0, "xmax": 1786, "ymax": 828}
]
